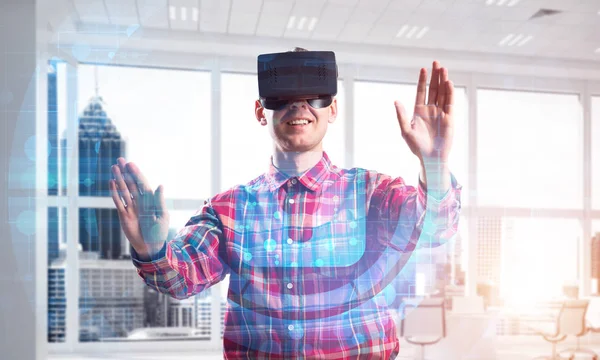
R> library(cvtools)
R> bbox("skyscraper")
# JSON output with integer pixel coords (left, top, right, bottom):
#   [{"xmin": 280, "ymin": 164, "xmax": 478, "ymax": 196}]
[
  {"xmin": 48, "ymin": 60, "xmax": 59, "ymax": 196},
  {"xmin": 74, "ymin": 88, "xmax": 127, "ymax": 260}
]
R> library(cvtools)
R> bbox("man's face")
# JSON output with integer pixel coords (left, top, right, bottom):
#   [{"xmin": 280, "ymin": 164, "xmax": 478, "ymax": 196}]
[{"xmin": 255, "ymin": 95, "xmax": 337, "ymax": 153}]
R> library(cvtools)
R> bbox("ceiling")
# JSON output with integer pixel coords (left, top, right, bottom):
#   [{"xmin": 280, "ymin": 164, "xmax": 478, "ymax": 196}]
[{"xmin": 62, "ymin": 0, "xmax": 600, "ymax": 62}]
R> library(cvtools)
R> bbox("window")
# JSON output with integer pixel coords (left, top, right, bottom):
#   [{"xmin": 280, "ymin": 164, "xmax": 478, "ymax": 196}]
[
  {"xmin": 76, "ymin": 209, "xmax": 217, "ymax": 342},
  {"xmin": 353, "ymin": 81, "xmax": 468, "ymax": 199},
  {"xmin": 220, "ymin": 73, "xmax": 271, "ymax": 192},
  {"xmin": 220, "ymin": 73, "xmax": 345, "ymax": 192},
  {"xmin": 592, "ymin": 96, "xmax": 600, "ymax": 209},
  {"xmin": 477, "ymin": 89, "xmax": 582, "ymax": 209},
  {"xmin": 476, "ymin": 217, "xmax": 580, "ymax": 307},
  {"xmin": 70, "ymin": 65, "xmax": 214, "ymax": 343},
  {"xmin": 77, "ymin": 65, "xmax": 212, "ymax": 200}
]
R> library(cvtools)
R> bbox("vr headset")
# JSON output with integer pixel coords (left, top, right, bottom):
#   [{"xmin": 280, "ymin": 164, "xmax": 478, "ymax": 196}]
[{"xmin": 257, "ymin": 50, "xmax": 337, "ymax": 110}]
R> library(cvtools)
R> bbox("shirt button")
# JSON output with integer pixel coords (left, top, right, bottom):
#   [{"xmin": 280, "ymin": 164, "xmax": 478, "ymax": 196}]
[
  {"xmin": 287, "ymin": 238, "xmax": 293, "ymax": 244},
  {"xmin": 289, "ymin": 198, "xmax": 295, "ymax": 204},
  {"xmin": 287, "ymin": 283, "xmax": 293, "ymax": 289},
  {"xmin": 291, "ymin": 178, "xmax": 297, "ymax": 184},
  {"xmin": 288, "ymin": 325, "xmax": 294, "ymax": 330}
]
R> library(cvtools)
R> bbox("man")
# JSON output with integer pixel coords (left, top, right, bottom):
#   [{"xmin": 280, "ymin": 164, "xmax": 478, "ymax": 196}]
[{"xmin": 109, "ymin": 47, "xmax": 461, "ymax": 359}]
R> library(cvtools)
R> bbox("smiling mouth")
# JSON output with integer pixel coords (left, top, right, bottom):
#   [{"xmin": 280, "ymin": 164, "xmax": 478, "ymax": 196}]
[{"xmin": 286, "ymin": 119, "xmax": 313, "ymax": 126}]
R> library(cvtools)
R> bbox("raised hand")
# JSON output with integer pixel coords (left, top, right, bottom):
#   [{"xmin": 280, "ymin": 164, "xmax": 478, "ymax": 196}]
[
  {"xmin": 109, "ymin": 157, "xmax": 170, "ymax": 259},
  {"xmin": 394, "ymin": 61, "xmax": 454, "ymax": 166}
]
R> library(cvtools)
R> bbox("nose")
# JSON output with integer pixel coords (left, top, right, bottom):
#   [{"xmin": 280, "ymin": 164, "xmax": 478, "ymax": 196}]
[{"xmin": 289, "ymin": 99, "xmax": 309, "ymax": 109}]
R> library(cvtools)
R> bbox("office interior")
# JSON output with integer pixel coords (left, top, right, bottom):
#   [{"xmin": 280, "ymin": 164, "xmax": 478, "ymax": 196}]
[{"xmin": 2, "ymin": 0, "xmax": 600, "ymax": 359}]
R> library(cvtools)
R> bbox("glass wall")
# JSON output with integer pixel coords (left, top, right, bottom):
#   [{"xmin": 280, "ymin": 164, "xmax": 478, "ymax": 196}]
[
  {"xmin": 477, "ymin": 89, "xmax": 582, "ymax": 209},
  {"xmin": 497, "ymin": 217, "xmax": 580, "ymax": 307}
]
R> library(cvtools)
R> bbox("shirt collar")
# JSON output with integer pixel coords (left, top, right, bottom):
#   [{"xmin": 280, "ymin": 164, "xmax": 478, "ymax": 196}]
[{"xmin": 265, "ymin": 151, "xmax": 333, "ymax": 192}]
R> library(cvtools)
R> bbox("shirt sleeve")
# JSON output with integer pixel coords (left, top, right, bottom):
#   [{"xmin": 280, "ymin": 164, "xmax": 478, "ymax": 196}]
[
  {"xmin": 130, "ymin": 198, "xmax": 230, "ymax": 300},
  {"xmin": 369, "ymin": 171, "xmax": 462, "ymax": 252}
]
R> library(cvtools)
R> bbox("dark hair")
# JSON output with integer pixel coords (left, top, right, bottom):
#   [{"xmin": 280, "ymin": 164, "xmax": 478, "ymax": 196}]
[{"xmin": 290, "ymin": 47, "xmax": 309, "ymax": 52}]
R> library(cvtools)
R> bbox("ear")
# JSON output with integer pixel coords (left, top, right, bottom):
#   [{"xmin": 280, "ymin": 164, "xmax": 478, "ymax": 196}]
[
  {"xmin": 328, "ymin": 97, "xmax": 338, "ymax": 124},
  {"xmin": 255, "ymin": 99, "xmax": 266, "ymax": 124}
]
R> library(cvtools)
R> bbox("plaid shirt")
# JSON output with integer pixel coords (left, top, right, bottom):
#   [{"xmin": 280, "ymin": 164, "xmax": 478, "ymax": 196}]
[{"xmin": 131, "ymin": 151, "xmax": 462, "ymax": 359}]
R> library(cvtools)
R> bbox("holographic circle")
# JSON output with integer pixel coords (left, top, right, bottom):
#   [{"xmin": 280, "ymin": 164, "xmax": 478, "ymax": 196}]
[
  {"xmin": 48, "ymin": 172, "xmax": 57, "ymax": 188},
  {"xmin": 16, "ymin": 210, "xmax": 36, "ymax": 235},
  {"xmin": 315, "ymin": 259, "xmax": 324, "ymax": 267},
  {"xmin": 263, "ymin": 239, "xmax": 277, "ymax": 252},
  {"xmin": 349, "ymin": 237, "xmax": 358, "ymax": 246},
  {"xmin": 243, "ymin": 252, "xmax": 253, "ymax": 262},
  {"xmin": 288, "ymin": 324, "xmax": 304, "ymax": 340},
  {"xmin": 325, "ymin": 240, "xmax": 336, "ymax": 251},
  {"xmin": 23, "ymin": 136, "xmax": 39, "ymax": 161},
  {"xmin": 83, "ymin": 178, "xmax": 93, "ymax": 188}
]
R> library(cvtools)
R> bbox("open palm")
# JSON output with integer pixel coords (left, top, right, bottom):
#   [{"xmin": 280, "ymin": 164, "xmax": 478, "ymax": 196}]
[
  {"xmin": 395, "ymin": 61, "xmax": 454, "ymax": 165},
  {"xmin": 110, "ymin": 158, "xmax": 170, "ymax": 258}
]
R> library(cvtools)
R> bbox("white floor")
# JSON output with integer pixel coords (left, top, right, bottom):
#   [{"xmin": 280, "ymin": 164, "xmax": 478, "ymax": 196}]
[{"xmin": 47, "ymin": 338, "xmax": 600, "ymax": 360}]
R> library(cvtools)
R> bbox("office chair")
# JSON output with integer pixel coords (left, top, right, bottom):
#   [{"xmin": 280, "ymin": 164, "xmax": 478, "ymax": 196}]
[
  {"xmin": 532, "ymin": 299, "xmax": 596, "ymax": 360},
  {"xmin": 401, "ymin": 297, "xmax": 446, "ymax": 360}
]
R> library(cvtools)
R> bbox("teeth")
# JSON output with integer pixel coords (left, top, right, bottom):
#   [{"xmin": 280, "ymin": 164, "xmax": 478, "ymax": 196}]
[{"xmin": 289, "ymin": 119, "xmax": 310, "ymax": 125}]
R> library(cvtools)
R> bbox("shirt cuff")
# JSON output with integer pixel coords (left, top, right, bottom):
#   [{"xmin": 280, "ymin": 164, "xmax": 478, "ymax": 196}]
[
  {"xmin": 130, "ymin": 242, "xmax": 172, "ymax": 273},
  {"xmin": 417, "ymin": 172, "xmax": 462, "ymax": 204}
]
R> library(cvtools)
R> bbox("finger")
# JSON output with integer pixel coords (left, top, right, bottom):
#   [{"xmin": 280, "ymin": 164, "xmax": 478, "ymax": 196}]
[
  {"xmin": 445, "ymin": 80, "xmax": 454, "ymax": 117},
  {"xmin": 122, "ymin": 170, "xmax": 140, "ymax": 204},
  {"xmin": 109, "ymin": 179, "xmax": 127, "ymax": 213},
  {"xmin": 126, "ymin": 162, "xmax": 152, "ymax": 196},
  {"xmin": 394, "ymin": 100, "xmax": 411, "ymax": 135},
  {"xmin": 415, "ymin": 68, "xmax": 427, "ymax": 106},
  {"xmin": 154, "ymin": 184, "xmax": 169, "ymax": 220},
  {"xmin": 111, "ymin": 164, "xmax": 132, "ymax": 207},
  {"xmin": 117, "ymin": 158, "xmax": 138, "ymax": 202},
  {"xmin": 427, "ymin": 61, "xmax": 440, "ymax": 106},
  {"xmin": 438, "ymin": 68, "xmax": 448, "ymax": 108}
]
